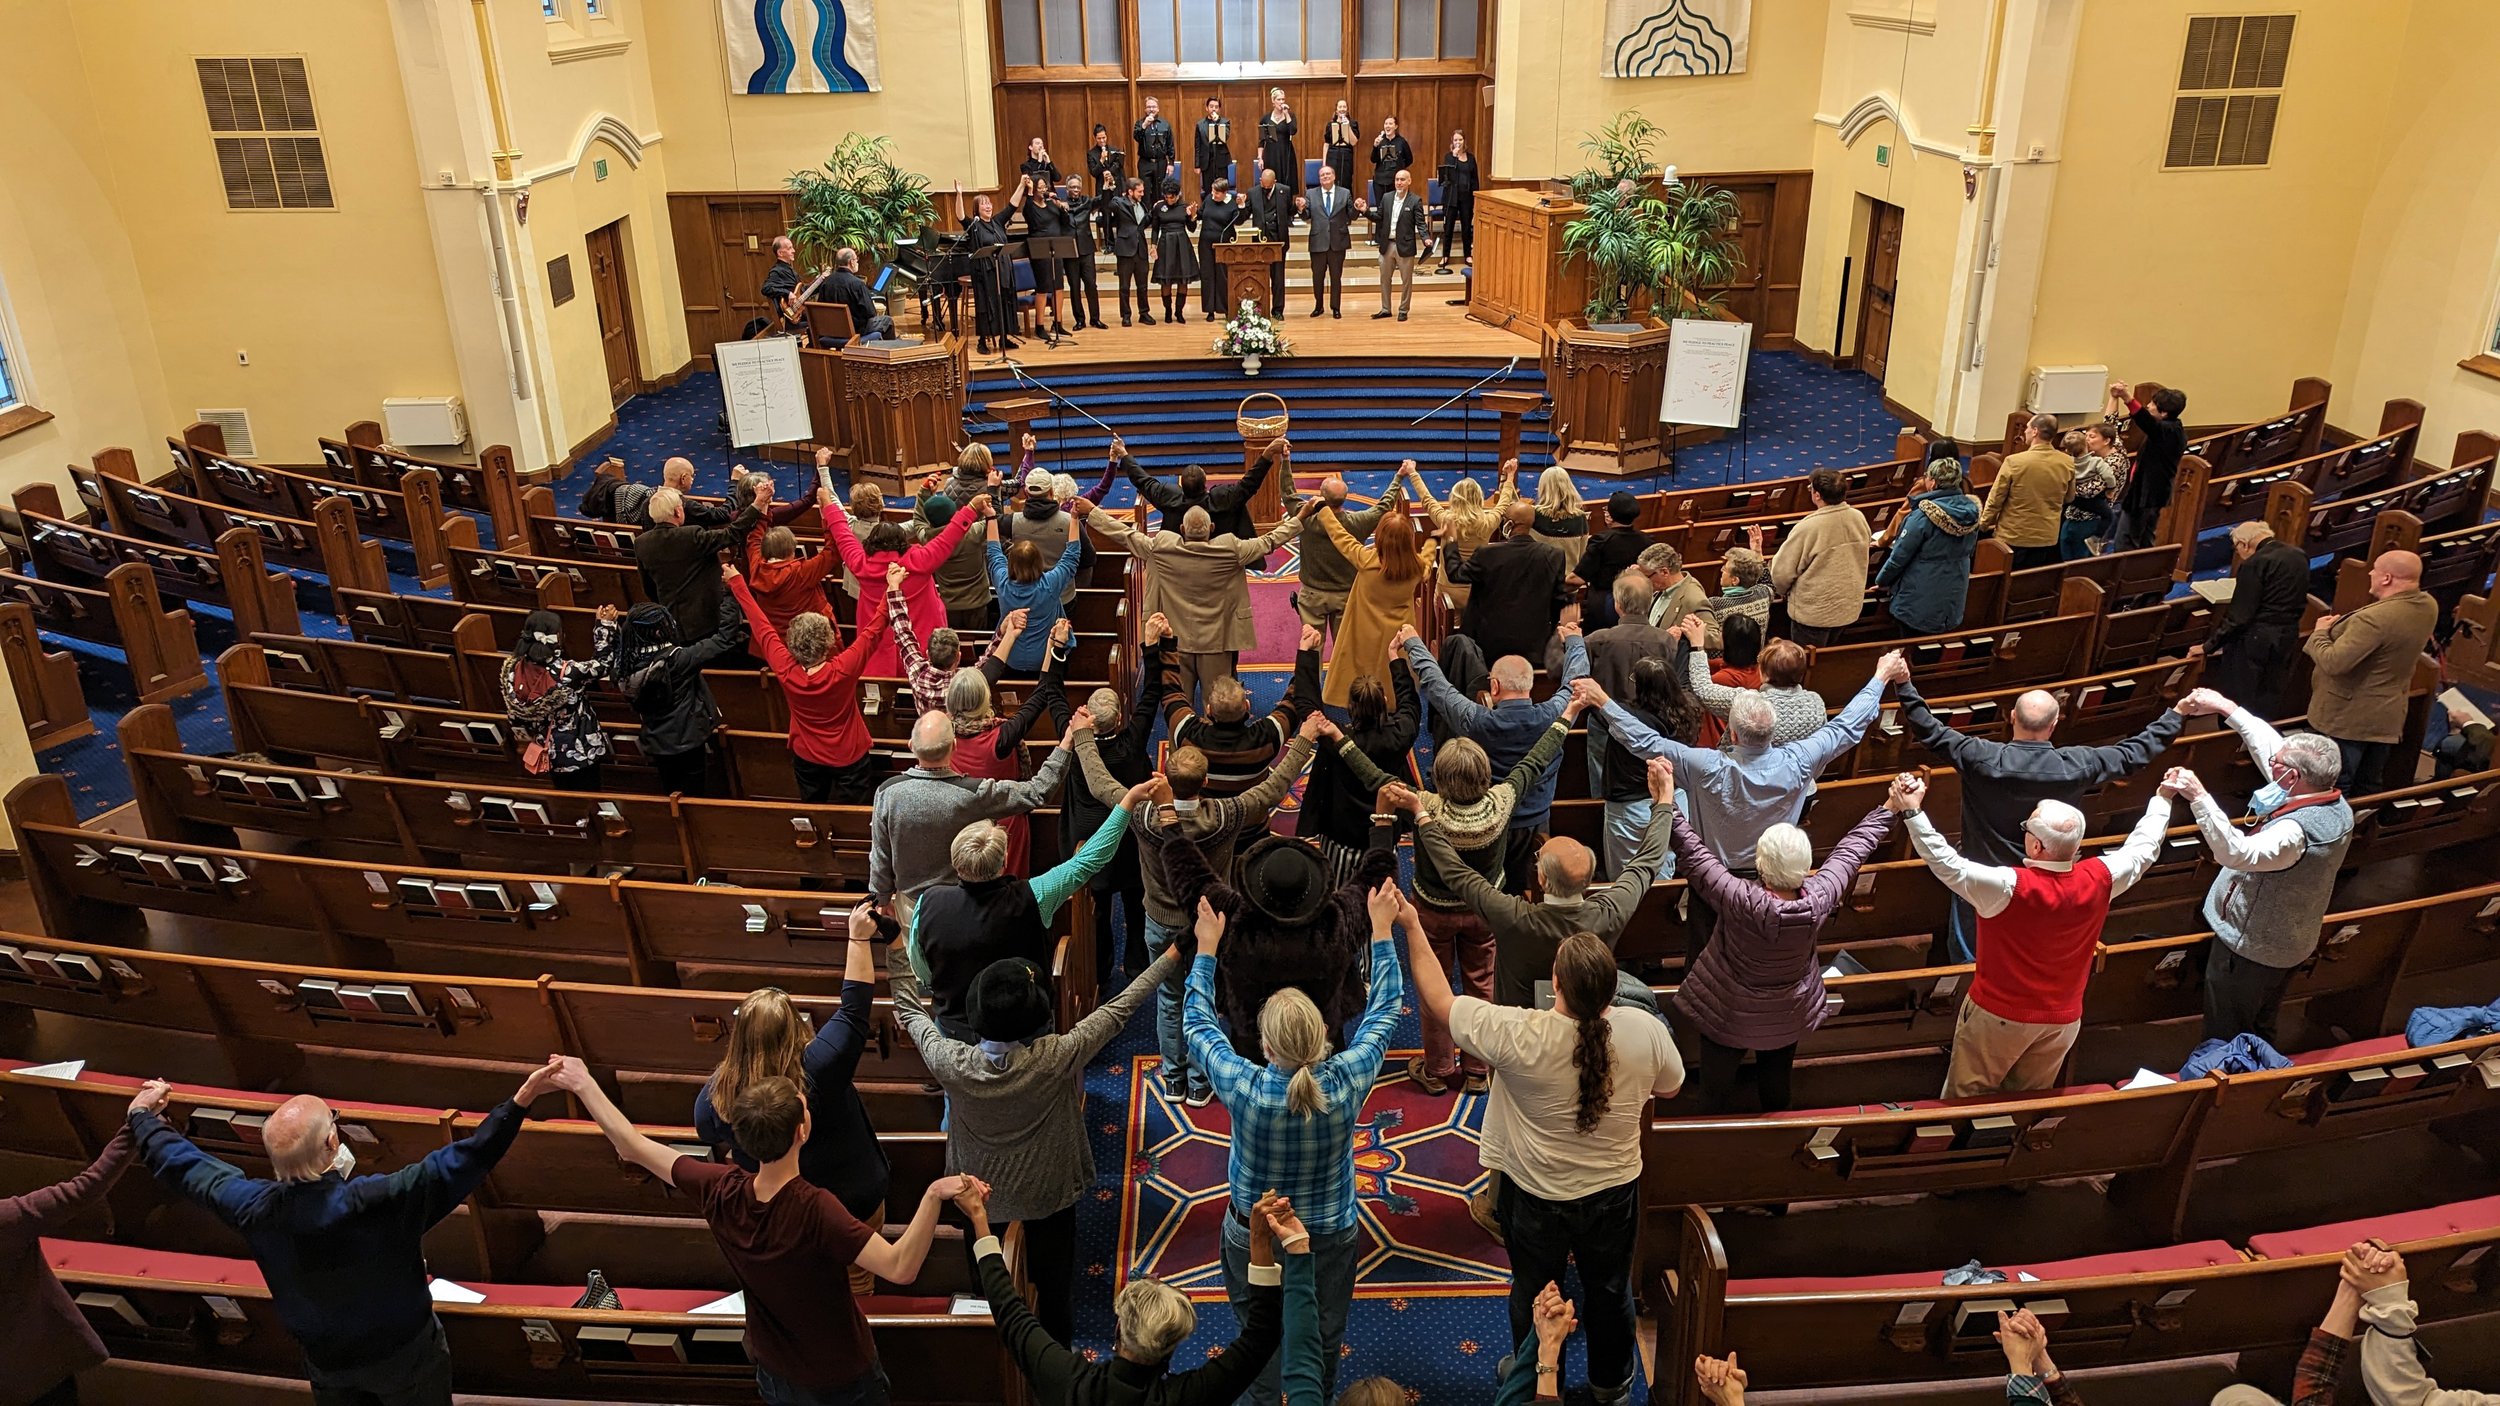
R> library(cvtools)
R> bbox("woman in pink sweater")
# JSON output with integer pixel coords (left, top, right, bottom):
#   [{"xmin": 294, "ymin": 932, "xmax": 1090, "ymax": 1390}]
[{"xmin": 819, "ymin": 462, "xmax": 988, "ymax": 675}]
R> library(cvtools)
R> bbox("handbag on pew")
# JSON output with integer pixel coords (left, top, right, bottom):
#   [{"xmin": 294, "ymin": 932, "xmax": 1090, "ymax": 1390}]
[{"xmin": 573, "ymin": 1269, "xmax": 621, "ymax": 1310}]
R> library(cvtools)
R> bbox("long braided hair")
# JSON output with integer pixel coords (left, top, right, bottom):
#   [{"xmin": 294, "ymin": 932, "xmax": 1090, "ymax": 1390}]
[{"xmin": 1553, "ymin": 931, "xmax": 1618, "ymax": 1134}]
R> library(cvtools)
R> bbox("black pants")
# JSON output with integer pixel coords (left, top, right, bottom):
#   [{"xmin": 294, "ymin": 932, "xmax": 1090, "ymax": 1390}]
[
  {"xmin": 1693, "ymin": 1036, "xmax": 1799, "ymax": 1114},
  {"xmin": 2336, "ymin": 737, "xmax": 2392, "ymax": 792},
  {"xmin": 1062, "ymin": 256, "xmax": 1100, "ymax": 324},
  {"xmin": 1309, "ymin": 249, "xmax": 1345, "ymax": 311},
  {"xmin": 1198, "ymin": 254, "xmax": 1229, "ymax": 317},
  {"xmin": 1022, "ymin": 1203, "xmax": 1080, "ymax": 1345},
  {"xmin": 1787, "ymin": 622, "xmax": 1842, "ymax": 648},
  {"xmin": 1115, "ymin": 253, "xmax": 1152, "ymax": 319},
  {"xmin": 1501, "ymin": 825, "xmax": 1545, "ymax": 897},
  {"xmin": 551, "ymin": 762, "xmax": 604, "ymax": 792},
  {"xmin": 946, "ymin": 599, "xmax": 996, "ymax": 635},
  {"xmin": 2204, "ymin": 943, "xmax": 2295, "ymax": 1044},
  {"xmin": 31, "ymin": 1375, "xmax": 77, "ymax": 1406},
  {"xmin": 794, "ymin": 753, "xmax": 881, "ymax": 805},
  {"xmin": 969, "ymin": 265, "xmax": 1009, "ymax": 340},
  {"xmin": 651, "ymin": 747, "xmax": 711, "ymax": 798},
  {"xmin": 1684, "ymin": 865, "xmax": 1754, "ymax": 963},
  {"xmin": 1094, "ymin": 865, "xmax": 1149, "ymax": 982},
  {"xmin": 1499, "ymin": 1177, "xmax": 1640, "ymax": 1397},
  {"xmin": 309, "ymin": 1316, "xmax": 455, "ymax": 1406},
  {"xmin": 1141, "ymin": 162, "xmax": 1169, "ymax": 200},
  {"xmin": 1439, "ymin": 196, "xmax": 1474, "ymax": 261},
  {"xmin": 1267, "ymin": 258, "xmax": 1287, "ymax": 315},
  {"xmin": 2008, "ymin": 544, "xmax": 2063, "ymax": 570}
]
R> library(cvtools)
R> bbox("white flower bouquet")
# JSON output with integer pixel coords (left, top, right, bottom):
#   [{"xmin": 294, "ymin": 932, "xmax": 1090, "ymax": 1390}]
[{"xmin": 1213, "ymin": 300, "xmax": 1293, "ymax": 359}]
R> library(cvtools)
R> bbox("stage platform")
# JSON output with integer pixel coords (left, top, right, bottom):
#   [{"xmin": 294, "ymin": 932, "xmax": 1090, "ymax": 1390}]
[{"xmin": 968, "ymin": 289, "xmax": 1534, "ymax": 369}]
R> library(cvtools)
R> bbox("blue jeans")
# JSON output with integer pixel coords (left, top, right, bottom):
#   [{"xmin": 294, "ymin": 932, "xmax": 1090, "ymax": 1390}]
[
  {"xmin": 1223, "ymin": 1210, "xmax": 1360, "ymax": 1406},
  {"xmin": 1602, "ymin": 793, "xmax": 1682, "ymax": 883},
  {"xmin": 757, "ymin": 1364, "xmax": 889, "ymax": 1406},
  {"xmin": 1144, "ymin": 915, "xmax": 1207, "ymax": 1097},
  {"xmin": 2059, "ymin": 510, "xmax": 2110, "ymax": 559}
]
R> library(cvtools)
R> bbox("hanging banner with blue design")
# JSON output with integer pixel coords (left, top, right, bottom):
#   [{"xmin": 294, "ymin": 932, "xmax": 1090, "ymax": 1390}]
[
  {"xmin": 1603, "ymin": 0, "xmax": 1750, "ymax": 77},
  {"xmin": 722, "ymin": 0, "xmax": 881, "ymax": 94}
]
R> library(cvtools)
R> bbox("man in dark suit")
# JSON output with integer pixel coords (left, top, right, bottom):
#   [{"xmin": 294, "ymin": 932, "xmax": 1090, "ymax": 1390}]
[
  {"xmin": 821, "ymin": 248, "xmax": 878, "ymax": 344},
  {"xmin": 1193, "ymin": 97, "xmax": 1233, "ymax": 202},
  {"xmin": 1299, "ymin": 164, "xmax": 1356, "ymax": 319},
  {"xmin": 1244, "ymin": 167, "xmax": 1293, "ymax": 317},
  {"xmin": 2207, "ymin": 519, "xmax": 2307, "ymax": 721},
  {"xmin": 1102, "ymin": 176, "xmax": 1154, "ymax": 326},
  {"xmin": 1367, "ymin": 168, "xmax": 1426, "ymax": 321},
  {"xmin": 636, "ymin": 477, "xmax": 765, "ymax": 644},
  {"xmin": 760, "ymin": 235, "xmax": 803, "ymax": 314},
  {"xmin": 1133, "ymin": 98, "xmax": 1175, "ymax": 204},
  {"xmin": 1445, "ymin": 502, "xmax": 1572, "ymax": 664}
]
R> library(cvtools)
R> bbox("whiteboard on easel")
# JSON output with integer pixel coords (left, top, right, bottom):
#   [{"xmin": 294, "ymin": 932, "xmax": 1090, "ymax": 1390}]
[
  {"xmin": 1662, "ymin": 318, "xmax": 1752, "ymax": 429},
  {"xmin": 714, "ymin": 337, "xmax": 812, "ymax": 449}
]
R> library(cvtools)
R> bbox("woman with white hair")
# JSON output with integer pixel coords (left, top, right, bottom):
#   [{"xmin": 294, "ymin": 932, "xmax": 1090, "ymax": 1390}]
[
  {"xmin": 1530, "ymin": 465, "xmax": 1589, "ymax": 573},
  {"xmin": 1664, "ymin": 764, "xmax": 1898, "ymax": 1114}
]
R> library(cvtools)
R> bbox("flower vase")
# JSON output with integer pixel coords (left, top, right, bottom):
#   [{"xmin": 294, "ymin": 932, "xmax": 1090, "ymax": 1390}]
[{"xmin": 1242, "ymin": 354, "xmax": 1262, "ymax": 376}]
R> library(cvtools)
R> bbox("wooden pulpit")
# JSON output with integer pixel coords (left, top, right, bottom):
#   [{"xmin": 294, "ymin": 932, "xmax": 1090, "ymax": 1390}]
[
  {"xmin": 1546, "ymin": 318, "xmax": 1673, "ymax": 475},
  {"xmin": 1471, "ymin": 189, "xmax": 1585, "ymax": 340},
  {"xmin": 1215, "ymin": 240, "xmax": 1282, "ymax": 319},
  {"xmin": 840, "ymin": 337, "xmax": 970, "ymax": 495}
]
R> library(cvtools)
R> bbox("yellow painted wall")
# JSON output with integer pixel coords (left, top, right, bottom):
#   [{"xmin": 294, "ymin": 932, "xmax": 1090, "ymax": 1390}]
[
  {"xmin": 2029, "ymin": 0, "xmax": 2405, "ymax": 425},
  {"xmin": 1492, "ymin": 0, "xmax": 1828, "ymax": 180},
  {"xmin": 66, "ymin": 0, "xmax": 465, "ymax": 462},
  {"xmin": 1795, "ymin": 115, "xmax": 1965, "ymax": 424},
  {"xmin": 2328, "ymin": 0, "xmax": 2500, "ymax": 461},
  {"xmin": 0, "ymin": 0, "xmax": 174, "ymax": 497},
  {"xmin": 646, "ymin": 0, "xmax": 998, "ymax": 192}
]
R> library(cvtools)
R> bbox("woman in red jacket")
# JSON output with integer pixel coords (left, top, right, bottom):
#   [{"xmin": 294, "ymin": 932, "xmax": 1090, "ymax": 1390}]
[
  {"xmin": 819, "ymin": 462, "xmax": 987, "ymax": 676},
  {"xmin": 725, "ymin": 564, "xmax": 890, "ymax": 803}
]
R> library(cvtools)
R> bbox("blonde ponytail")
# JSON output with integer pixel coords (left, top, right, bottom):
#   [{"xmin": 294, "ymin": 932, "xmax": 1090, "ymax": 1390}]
[{"xmin": 1259, "ymin": 988, "xmax": 1333, "ymax": 1118}]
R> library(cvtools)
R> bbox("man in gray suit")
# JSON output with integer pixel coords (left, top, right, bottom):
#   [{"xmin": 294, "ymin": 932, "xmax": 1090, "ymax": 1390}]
[{"xmin": 1298, "ymin": 164, "xmax": 1357, "ymax": 319}]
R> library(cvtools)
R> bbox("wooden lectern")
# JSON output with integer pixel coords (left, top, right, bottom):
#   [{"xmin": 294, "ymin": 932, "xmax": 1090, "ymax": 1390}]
[
  {"xmin": 840, "ymin": 337, "xmax": 971, "ymax": 494},
  {"xmin": 1470, "ymin": 189, "xmax": 1587, "ymax": 340},
  {"xmin": 1215, "ymin": 240, "xmax": 1282, "ymax": 320},
  {"xmin": 1547, "ymin": 319, "xmax": 1673, "ymax": 475}
]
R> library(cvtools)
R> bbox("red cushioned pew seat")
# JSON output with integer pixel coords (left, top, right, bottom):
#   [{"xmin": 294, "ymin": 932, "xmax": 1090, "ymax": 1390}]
[{"xmin": 1731, "ymin": 1238, "xmax": 2244, "ymax": 1297}]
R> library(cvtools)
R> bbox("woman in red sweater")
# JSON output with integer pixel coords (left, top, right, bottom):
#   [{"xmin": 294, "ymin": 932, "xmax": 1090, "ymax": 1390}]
[
  {"xmin": 819, "ymin": 461, "xmax": 986, "ymax": 676},
  {"xmin": 1692, "ymin": 612, "xmax": 1764, "ymax": 751},
  {"xmin": 725, "ymin": 564, "xmax": 889, "ymax": 804}
]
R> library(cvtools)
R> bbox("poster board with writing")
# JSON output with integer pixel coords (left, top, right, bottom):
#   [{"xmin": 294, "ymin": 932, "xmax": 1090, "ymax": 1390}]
[
  {"xmin": 714, "ymin": 337, "xmax": 813, "ymax": 448},
  {"xmin": 1662, "ymin": 318, "xmax": 1752, "ymax": 429}
]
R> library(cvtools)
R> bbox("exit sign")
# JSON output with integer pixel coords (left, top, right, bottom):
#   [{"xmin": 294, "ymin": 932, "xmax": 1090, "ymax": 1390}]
[
  {"xmin": 1875, "ymin": 144, "xmax": 1891, "ymax": 167},
  {"xmin": 594, "ymin": 158, "xmax": 610, "ymax": 181}
]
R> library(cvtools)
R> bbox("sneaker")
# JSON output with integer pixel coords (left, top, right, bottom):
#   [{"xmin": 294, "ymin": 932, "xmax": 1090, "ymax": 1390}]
[
  {"xmin": 1405, "ymin": 1055, "xmax": 1450, "ymax": 1096},
  {"xmin": 1185, "ymin": 1086, "xmax": 1214, "ymax": 1108},
  {"xmin": 1158, "ymin": 1072, "xmax": 1187, "ymax": 1101},
  {"xmin": 1464, "ymin": 1072, "xmax": 1489, "ymax": 1095}
]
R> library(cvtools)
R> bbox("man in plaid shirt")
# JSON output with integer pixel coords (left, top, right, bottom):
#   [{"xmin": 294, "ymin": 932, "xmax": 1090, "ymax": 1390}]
[{"xmin": 1182, "ymin": 884, "xmax": 1404, "ymax": 1406}]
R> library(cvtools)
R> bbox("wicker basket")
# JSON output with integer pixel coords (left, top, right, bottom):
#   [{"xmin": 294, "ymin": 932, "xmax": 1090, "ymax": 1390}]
[{"xmin": 1237, "ymin": 392, "xmax": 1289, "ymax": 438}]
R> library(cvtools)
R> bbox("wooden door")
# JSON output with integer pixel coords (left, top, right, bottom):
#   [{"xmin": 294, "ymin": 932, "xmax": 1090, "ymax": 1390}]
[
  {"xmin": 585, "ymin": 221, "xmax": 640, "ymax": 406},
  {"xmin": 1857, "ymin": 200, "xmax": 1903, "ymax": 381}
]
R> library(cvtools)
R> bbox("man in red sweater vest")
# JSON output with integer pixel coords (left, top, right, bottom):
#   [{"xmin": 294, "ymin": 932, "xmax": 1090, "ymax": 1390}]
[{"xmin": 1890, "ymin": 771, "xmax": 2176, "ymax": 1098}]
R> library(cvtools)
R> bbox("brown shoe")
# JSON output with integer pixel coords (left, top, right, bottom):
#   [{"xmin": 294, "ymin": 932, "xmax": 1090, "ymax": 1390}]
[
  {"xmin": 1405, "ymin": 1055, "xmax": 1450, "ymax": 1096},
  {"xmin": 1469, "ymin": 1191, "xmax": 1505, "ymax": 1244}
]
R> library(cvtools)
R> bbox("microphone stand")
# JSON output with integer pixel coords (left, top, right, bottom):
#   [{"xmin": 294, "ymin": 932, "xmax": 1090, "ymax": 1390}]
[{"xmin": 1410, "ymin": 356, "xmax": 1520, "ymax": 479}]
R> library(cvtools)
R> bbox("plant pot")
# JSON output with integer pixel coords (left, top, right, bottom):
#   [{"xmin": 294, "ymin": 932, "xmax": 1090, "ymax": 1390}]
[{"xmin": 1242, "ymin": 354, "xmax": 1262, "ymax": 376}]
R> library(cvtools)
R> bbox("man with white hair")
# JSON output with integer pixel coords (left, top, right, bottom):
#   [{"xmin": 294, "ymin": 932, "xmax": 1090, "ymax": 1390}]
[
  {"xmin": 907, "ymin": 776, "xmax": 1159, "ymax": 1039},
  {"xmin": 869, "ymin": 708, "xmax": 1081, "ymax": 933},
  {"xmin": 2164, "ymin": 689, "xmax": 2357, "ymax": 1043},
  {"xmin": 1893, "ymin": 654, "xmax": 2208, "ymax": 961},
  {"xmin": 2209, "ymin": 518, "xmax": 2308, "ymax": 718},
  {"xmin": 1402, "ymin": 621, "xmax": 1589, "ymax": 893},
  {"xmin": 129, "ymin": 1060, "xmax": 569, "ymax": 1403},
  {"xmin": 1577, "ymin": 652, "xmax": 1899, "ymax": 956},
  {"xmin": 1893, "ymin": 771, "xmax": 2175, "ymax": 1097},
  {"xmin": 635, "ymin": 473, "xmax": 764, "ymax": 642},
  {"xmin": 1074, "ymin": 491, "xmax": 1301, "ymax": 707}
]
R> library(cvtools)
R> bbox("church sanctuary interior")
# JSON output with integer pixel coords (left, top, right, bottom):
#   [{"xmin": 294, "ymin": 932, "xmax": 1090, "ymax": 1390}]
[{"xmin": 11, "ymin": 1, "xmax": 2500, "ymax": 1404}]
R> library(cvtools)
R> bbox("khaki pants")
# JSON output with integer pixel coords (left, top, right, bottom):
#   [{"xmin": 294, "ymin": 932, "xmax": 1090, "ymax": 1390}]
[
  {"xmin": 1377, "ymin": 249, "xmax": 1416, "ymax": 314},
  {"xmin": 1297, "ymin": 585, "xmax": 1348, "ymax": 635},
  {"xmin": 1940, "ymin": 996, "xmax": 2078, "ymax": 1099},
  {"xmin": 1175, "ymin": 649, "xmax": 1239, "ymax": 710}
]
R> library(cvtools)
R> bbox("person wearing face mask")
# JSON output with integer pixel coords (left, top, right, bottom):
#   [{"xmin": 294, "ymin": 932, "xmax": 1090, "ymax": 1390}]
[
  {"xmin": 127, "ymin": 1059, "xmax": 571, "ymax": 1406},
  {"xmin": 499, "ymin": 604, "xmax": 620, "ymax": 792},
  {"xmin": 2160, "ymin": 688, "xmax": 2358, "ymax": 1044}
]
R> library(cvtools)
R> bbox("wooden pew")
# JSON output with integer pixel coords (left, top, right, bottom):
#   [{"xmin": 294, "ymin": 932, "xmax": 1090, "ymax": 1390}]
[
  {"xmin": 1629, "ymin": 437, "xmax": 1942, "ymax": 530},
  {"xmin": 2325, "ymin": 512, "xmax": 2500, "ymax": 620},
  {"xmin": 0, "ymin": 563, "xmax": 206, "ymax": 703},
  {"xmin": 448, "ymin": 542, "xmax": 643, "ymax": 612},
  {"xmin": 1996, "ymin": 378, "xmax": 2330, "ymax": 479},
  {"xmin": 2184, "ymin": 398, "xmax": 2421, "ymax": 539},
  {"xmin": 1646, "ymin": 495, "xmax": 1913, "ymax": 566},
  {"xmin": 317, "ymin": 422, "xmax": 527, "ymax": 550},
  {"xmin": 2268, "ymin": 430, "xmax": 2500, "ymax": 571},
  {"xmin": 0, "ymin": 601, "xmax": 91, "ymax": 747},
  {"xmin": 170, "ymin": 425, "xmax": 457, "ymax": 588},
  {"xmin": 1803, "ymin": 595, "xmax": 2104, "ymax": 701},
  {"xmin": 1653, "ymin": 1197, "xmax": 2500, "ymax": 1406},
  {"xmin": 74, "ymin": 450, "xmax": 389, "ymax": 605},
  {"xmin": 9, "ymin": 484, "xmax": 301, "ymax": 639},
  {"xmin": 2002, "ymin": 543, "xmax": 2182, "ymax": 620}
]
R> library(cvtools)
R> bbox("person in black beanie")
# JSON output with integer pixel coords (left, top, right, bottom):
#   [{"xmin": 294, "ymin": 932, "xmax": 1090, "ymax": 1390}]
[
  {"xmin": 1163, "ymin": 826, "xmax": 1398, "ymax": 1056},
  {"xmin": 1575, "ymin": 491, "xmax": 1651, "ymax": 631}
]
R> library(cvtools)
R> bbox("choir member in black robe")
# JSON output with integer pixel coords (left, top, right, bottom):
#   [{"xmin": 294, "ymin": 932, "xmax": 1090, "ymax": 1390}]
[
  {"xmin": 1368, "ymin": 116, "xmax": 1412, "ymax": 207},
  {"xmin": 1195, "ymin": 178, "xmax": 1247, "ymax": 321},
  {"xmin": 1193, "ymin": 98, "xmax": 1233, "ymax": 202},
  {"xmin": 1435, "ymin": 131, "xmax": 1480, "ymax": 270},
  {"xmin": 961, "ymin": 194, "xmax": 1017, "ymax": 353},
  {"xmin": 1258, "ymin": 89, "xmax": 1299, "ymax": 196}
]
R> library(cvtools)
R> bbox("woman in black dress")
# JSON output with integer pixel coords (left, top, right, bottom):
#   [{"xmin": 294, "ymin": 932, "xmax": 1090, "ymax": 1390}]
[
  {"xmin": 1435, "ymin": 130, "xmax": 1480, "ymax": 272},
  {"xmin": 1258, "ymin": 88, "xmax": 1299, "ymax": 196},
  {"xmin": 1194, "ymin": 178, "xmax": 1247, "ymax": 321},
  {"xmin": 1145, "ymin": 178, "xmax": 1199, "ymax": 326},
  {"xmin": 1322, "ymin": 99, "xmax": 1359, "ymax": 194},
  {"xmin": 1008, "ymin": 175, "xmax": 1073, "ymax": 342}
]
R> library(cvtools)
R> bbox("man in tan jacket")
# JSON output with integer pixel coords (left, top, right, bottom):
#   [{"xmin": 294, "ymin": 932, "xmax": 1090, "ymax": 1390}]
[
  {"xmin": 1979, "ymin": 414, "xmax": 2075, "ymax": 570},
  {"xmin": 1758, "ymin": 469, "xmax": 1872, "ymax": 646},
  {"xmin": 1074, "ymin": 497, "xmax": 1301, "ymax": 707},
  {"xmin": 2304, "ymin": 549, "xmax": 2436, "ymax": 790}
]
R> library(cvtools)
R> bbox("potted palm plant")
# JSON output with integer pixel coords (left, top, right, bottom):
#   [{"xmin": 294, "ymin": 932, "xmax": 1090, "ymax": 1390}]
[
  {"xmin": 1560, "ymin": 113, "xmax": 1744, "ymax": 324},
  {"xmin": 785, "ymin": 134, "xmax": 938, "ymax": 271}
]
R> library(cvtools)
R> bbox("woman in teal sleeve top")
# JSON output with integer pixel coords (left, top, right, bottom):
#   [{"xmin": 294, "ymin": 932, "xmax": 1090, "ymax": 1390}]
[
  {"xmin": 1261, "ymin": 1196, "xmax": 1576, "ymax": 1404},
  {"xmin": 986, "ymin": 518, "xmax": 1087, "ymax": 674}
]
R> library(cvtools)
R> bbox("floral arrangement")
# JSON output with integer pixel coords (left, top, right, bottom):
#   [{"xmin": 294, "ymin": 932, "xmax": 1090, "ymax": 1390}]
[{"xmin": 1213, "ymin": 300, "xmax": 1294, "ymax": 360}]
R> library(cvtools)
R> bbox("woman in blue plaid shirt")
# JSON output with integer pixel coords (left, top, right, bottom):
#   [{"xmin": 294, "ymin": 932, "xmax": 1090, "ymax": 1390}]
[{"xmin": 1182, "ymin": 883, "xmax": 1406, "ymax": 1406}]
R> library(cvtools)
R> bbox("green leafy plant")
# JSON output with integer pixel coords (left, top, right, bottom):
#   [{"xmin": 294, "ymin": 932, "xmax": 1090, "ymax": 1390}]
[
  {"xmin": 786, "ymin": 134, "xmax": 937, "ymax": 268},
  {"xmin": 1560, "ymin": 113, "xmax": 1745, "ymax": 325}
]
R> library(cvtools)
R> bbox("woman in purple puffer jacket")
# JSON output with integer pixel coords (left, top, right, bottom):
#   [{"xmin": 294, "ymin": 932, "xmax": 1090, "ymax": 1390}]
[{"xmin": 1668, "ymin": 803, "xmax": 1897, "ymax": 1113}]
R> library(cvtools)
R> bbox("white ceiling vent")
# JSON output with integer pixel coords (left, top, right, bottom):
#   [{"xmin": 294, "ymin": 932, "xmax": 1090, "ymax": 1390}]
[{"xmin": 196, "ymin": 408, "xmax": 257, "ymax": 458}]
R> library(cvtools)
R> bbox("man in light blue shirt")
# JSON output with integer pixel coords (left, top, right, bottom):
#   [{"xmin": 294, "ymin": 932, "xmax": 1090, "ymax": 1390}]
[
  {"xmin": 1398, "ymin": 621, "xmax": 1589, "ymax": 892},
  {"xmin": 1572, "ymin": 648, "xmax": 1900, "ymax": 955}
]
